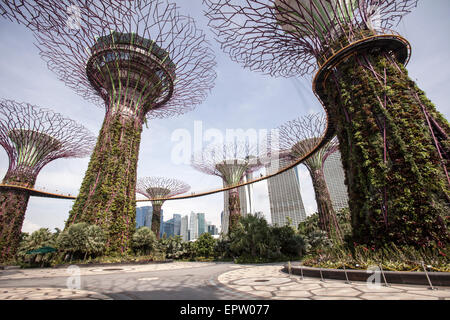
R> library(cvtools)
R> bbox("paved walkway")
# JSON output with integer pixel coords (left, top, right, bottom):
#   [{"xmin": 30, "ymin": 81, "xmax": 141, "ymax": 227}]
[
  {"xmin": 1, "ymin": 262, "xmax": 449, "ymax": 300},
  {"xmin": 0, "ymin": 261, "xmax": 215, "ymax": 280},
  {"xmin": 218, "ymin": 265, "xmax": 450, "ymax": 300},
  {"xmin": 0, "ymin": 287, "xmax": 112, "ymax": 300}
]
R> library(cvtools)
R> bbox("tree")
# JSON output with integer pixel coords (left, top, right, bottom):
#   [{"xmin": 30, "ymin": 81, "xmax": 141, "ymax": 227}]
[
  {"xmin": 279, "ymin": 114, "xmax": 342, "ymax": 240},
  {"xmin": 15, "ymin": 228, "xmax": 58, "ymax": 266},
  {"xmin": 229, "ymin": 214, "xmax": 275, "ymax": 259},
  {"xmin": 132, "ymin": 227, "xmax": 157, "ymax": 255},
  {"xmin": 193, "ymin": 233, "xmax": 216, "ymax": 258},
  {"xmin": 57, "ymin": 223, "xmax": 106, "ymax": 260},
  {"xmin": 271, "ymin": 225, "xmax": 305, "ymax": 258}
]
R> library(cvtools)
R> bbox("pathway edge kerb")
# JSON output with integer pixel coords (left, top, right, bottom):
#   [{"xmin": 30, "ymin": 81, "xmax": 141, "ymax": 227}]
[{"xmin": 283, "ymin": 265, "xmax": 450, "ymax": 287}]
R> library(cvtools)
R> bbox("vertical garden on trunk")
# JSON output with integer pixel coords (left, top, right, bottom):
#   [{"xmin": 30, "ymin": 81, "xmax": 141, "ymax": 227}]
[{"xmin": 323, "ymin": 51, "xmax": 450, "ymax": 247}]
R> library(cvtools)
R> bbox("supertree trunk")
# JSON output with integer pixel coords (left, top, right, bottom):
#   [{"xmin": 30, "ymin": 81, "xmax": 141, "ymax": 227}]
[
  {"xmin": 309, "ymin": 168, "xmax": 341, "ymax": 240},
  {"xmin": 151, "ymin": 202, "xmax": 163, "ymax": 239},
  {"xmin": 228, "ymin": 187, "xmax": 241, "ymax": 233},
  {"xmin": 0, "ymin": 174, "xmax": 36, "ymax": 262},
  {"xmin": 67, "ymin": 110, "xmax": 142, "ymax": 254},
  {"xmin": 322, "ymin": 51, "xmax": 450, "ymax": 247}
]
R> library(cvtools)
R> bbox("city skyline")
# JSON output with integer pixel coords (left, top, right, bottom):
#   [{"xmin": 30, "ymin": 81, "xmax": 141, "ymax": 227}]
[{"xmin": 0, "ymin": 1, "xmax": 449, "ymax": 234}]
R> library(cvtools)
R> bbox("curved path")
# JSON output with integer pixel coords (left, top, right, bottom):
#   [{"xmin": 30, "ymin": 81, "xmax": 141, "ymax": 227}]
[{"xmin": 0, "ymin": 262, "xmax": 449, "ymax": 300}]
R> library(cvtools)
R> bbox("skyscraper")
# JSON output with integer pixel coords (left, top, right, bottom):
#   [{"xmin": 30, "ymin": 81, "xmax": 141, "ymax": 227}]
[
  {"xmin": 207, "ymin": 224, "xmax": 218, "ymax": 235},
  {"xmin": 136, "ymin": 206, "xmax": 165, "ymax": 232},
  {"xmin": 180, "ymin": 215, "xmax": 189, "ymax": 241},
  {"xmin": 173, "ymin": 214, "xmax": 182, "ymax": 236},
  {"xmin": 161, "ymin": 213, "xmax": 182, "ymax": 238},
  {"xmin": 189, "ymin": 211, "xmax": 198, "ymax": 240},
  {"xmin": 323, "ymin": 150, "xmax": 349, "ymax": 212},
  {"xmin": 266, "ymin": 156, "xmax": 307, "ymax": 227},
  {"xmin": 162, "ymin": 219, "xmax": 174, "ymax": 238},
  {"xmin": 197, "ymin": 213, "xmax": 206, "ymax": 236},
  {"xmin": 136, "ymin": 206, "xmax": 152, "ymax": 229}
]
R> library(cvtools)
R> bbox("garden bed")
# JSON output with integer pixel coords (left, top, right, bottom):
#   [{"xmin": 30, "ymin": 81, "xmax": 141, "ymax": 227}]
[{"xmin": 282, "ymin": 264, "xmax": 450, "ymax": 287}]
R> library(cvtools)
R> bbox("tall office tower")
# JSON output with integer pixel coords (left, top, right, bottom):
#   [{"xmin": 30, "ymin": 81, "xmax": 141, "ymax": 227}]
[
  {"xmin": 173, "ymin": 214, "xmax": 182, "ymax": 236},
  {"xmin": 162, "ymin": 219, "xmax": 174, "ymax": 238},
  {"xmin": 222, "ymin": 171, "xmax": 255, "ymax": 234},
  {"xmin": 245, "ymin": 171, "xmax": 255, "ymax": 215},
  {"xmin": 180, "ymin": 215, "xmax": 189, "ymax": 241},
  {"xmin": 136, "ymin": 206, "xmax": 153, "ymax": 229},
  {"xmin": 266, "ymin": 156, "xmax": 307, "ymax": 227},
  {"xmin": 136, "ymin": 207, "xmax": 147, "ymax": 228},
  {"xmin": 208, "ymin": 224, "xmax": 218, "ymax": 235},
  {"xmin": 323, "ymin": 150, "xmax": 349, "ymax": 212},
  {"xmin": 197, "ymin": 213, "xmax": 206, "ymax": 236},
  {"xmin": 189, "ymin": 211, "xmax": 198, "ymax": 240}
]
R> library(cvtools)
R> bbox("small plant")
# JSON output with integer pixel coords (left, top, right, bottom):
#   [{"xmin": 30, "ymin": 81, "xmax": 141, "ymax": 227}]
[{"xmin": 132, "ymin": 227, "xmax": 157, "ymax": 255}]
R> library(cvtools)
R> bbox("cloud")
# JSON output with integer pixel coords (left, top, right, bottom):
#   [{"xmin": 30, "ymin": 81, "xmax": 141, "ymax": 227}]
[{"xmin": 21, "ymin": 219, "xmax": 42, "ymax": 234}]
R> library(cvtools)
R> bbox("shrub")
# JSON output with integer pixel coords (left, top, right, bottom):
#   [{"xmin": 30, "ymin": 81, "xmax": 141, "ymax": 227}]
[
  {"xmin": 158, "ymin": 236, "xmax": 186, "ymax": 259},
  {"xmin": 272, "ymin": 225, "xmax": 305, "ymax": 258},
  {"xmin": 214, "ymin": 236, "xmax": 232, "ymax": 260},
  {"xmin": 132, "ymin": 227, "xmax": 156, "ymax": 255},
  {"xmin": 57, "ymin": 223, "xmax": 106, "ymax": 260},
  {"xmin": 227, "ymin": 214, "xmax": 306, "ymax": 262},
  {"xmin": 193, "ymin": 233, "xmax": 216, "ymax": 258},
  {"xmin": 229, "ymin": 214, "xmax": 275, "ymax": 259}
]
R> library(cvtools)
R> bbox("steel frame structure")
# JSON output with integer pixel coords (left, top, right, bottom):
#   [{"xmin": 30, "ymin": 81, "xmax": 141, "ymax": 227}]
[
  {"xmin": 0, "ymin": 99, "xmax": 94, "ymax": 262},
  {"xmin": 192, "ymin": 142, "xmax": 263, "ymax": 233},
  {"xmin": 32, "ymin": 0, "xmax": 216, "ymax": 254},
  {"xmin": 279, "ymin": 113, "xmax": 341, "ymax": 239},
  {"xmin": 1, "ymin": 0, "xmax": 133, "ymax": 32},
  {"xmin": 203, "ymin": 0, "xmax": 450, "ymax": 247},
  {"xmin": 136, "ymin": 177, "xmax": 190, "ymax": 239}
]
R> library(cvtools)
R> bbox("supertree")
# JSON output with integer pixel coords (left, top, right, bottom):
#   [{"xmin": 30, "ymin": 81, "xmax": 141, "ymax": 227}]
[
  {"xmin": 136, "ymin": 177, "xmax": 190, "ymax": 239},
  {"xmin": 0, "ymin": 99, "xmax": 95, "ymax": 262},
  {"xmin": 204, "ymin": 0, "xmax": 450, "ymax": 247},
  {"xmin": 0, "ymin": 0, "xmax": 132, "ymax": 32},
  {"xmin": 34, "ymin": 0, "xmax": 216, "ymax": 253},
  {"xmin": 192, "ymin": 143, "xmax": 263, "ymax": 233},
  {"xmin": 278, "ymin": 113, "xmax": 342, "ymax": 239}
]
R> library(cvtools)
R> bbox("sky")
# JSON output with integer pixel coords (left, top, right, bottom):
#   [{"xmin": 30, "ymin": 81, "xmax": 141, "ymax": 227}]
[{"xmin": 0, "ymin": 0, "xmax": 449, "ymax": 234}]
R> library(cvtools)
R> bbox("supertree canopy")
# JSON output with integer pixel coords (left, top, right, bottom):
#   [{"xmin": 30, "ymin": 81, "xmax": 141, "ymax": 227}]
[
  {"xmin": 0, "ymin": 0, "xmax": 131, "ymax": 32},
  {"xmin": 0, "ymin": 99, "xmax": 95, "ymax": 262},
  {"xmin": 192, "ymin": 143, "xmax": 262, "ymax": 233},
  {"xmin": 136, "ymin": 177, "xmax": 190, "ymax": 239},
  {"xmin": 279, "ymin": 113, "xmax": 341, "ymax": 239},
  {"xmin": 204, "ymin": 0, "xmax": 450, "ymax": 247},
  {"xmin": 34, "ymin": 0, "xmax": 216, "ymax": 253}
]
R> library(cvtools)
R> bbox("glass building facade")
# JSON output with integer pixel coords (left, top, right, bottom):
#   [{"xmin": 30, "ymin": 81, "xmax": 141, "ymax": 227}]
[
  {"xmin": 266, "ymin": 157, "xmax": 307, "ymax": 227},
  {"xmin": 323, "ymin": 150, "xmax": 349, "ymax": 212}
]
